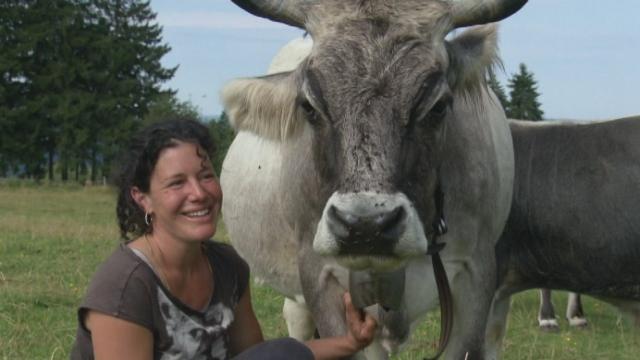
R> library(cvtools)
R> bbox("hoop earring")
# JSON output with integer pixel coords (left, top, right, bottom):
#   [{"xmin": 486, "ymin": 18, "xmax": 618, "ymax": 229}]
[{"xmin": 144, "ymin": 212, "xmax": 152, "ymax": 226}]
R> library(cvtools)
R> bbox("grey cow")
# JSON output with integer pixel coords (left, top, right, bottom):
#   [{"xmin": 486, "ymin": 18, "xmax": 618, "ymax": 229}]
[
  {"xmin": 220, "ymin": 0, "xmax": 527, "ymax": 358},
  {"xmin": 486, "ymin": 117, "xmax": 640, "ymax": 358}
]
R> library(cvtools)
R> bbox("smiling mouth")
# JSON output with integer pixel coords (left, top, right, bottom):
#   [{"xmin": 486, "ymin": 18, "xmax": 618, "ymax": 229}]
[{"xmin": 184, "ymin": 208, "xmax": 211, "ymax": 218}]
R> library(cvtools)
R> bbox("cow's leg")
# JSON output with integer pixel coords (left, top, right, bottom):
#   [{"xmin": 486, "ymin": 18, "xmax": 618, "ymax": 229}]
[
  {"xmin": 283, "ymin": 296, "xmax": 316, "ymax": 341},
  {"xmin": 296, "ymin": 236, "xmax": 384, "ymax": 360},
  {"xmin": 303, "ymin": 265, "xmax": 387, "ymax": 360},
  {"xmin": 297, "ymin": 259, "xmax": 347, "ymax": 340},
  {"xmin": 622, "ymin": 302, "xmax": 640, "ymax": 328},
  {"xmin": 361, "ymin": 341, "xmax": 388, "ymax": 360},
  {"xmin": 566, "ymin": 292, "xmax": 588, "ymax": 328},
  {"xmin": 538, "ymin": 289, "xmax": 559, "ymax": 331},
  {"xmin": 442, "ymin": 256, "xmax": 497, "ymax": 360},
  {"xmin": 485, "ymin": 291, "xmax": 512, "ymax": 360},
  {"xmin": 596, "ymin": 297, "xmax": 640, "ymax": 328}
]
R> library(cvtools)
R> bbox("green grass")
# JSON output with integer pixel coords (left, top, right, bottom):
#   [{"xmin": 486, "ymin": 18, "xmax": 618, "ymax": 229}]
[{"xmin": 0, "ymin": 184, "xmax": 638, "ymax": 359}]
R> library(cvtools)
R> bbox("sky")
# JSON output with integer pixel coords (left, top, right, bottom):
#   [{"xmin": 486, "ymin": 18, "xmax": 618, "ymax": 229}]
[{"xmin": 151, "ymin": 0, "xmax": 639, "ymax": 121}]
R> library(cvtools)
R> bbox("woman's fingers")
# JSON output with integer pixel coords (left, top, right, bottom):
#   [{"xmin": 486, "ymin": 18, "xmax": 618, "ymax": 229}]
[{"xmin": 343, "ymin": 292, "xmax": 377, "ymax": 348}]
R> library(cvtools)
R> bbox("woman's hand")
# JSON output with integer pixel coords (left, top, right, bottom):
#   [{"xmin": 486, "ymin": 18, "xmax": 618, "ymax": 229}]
[
  {"xmin": 303, "ymin": 292, "xmax": 378, "ymax": 359},
  {"xmin": 343, "ymin": 292, "xmax": 378, "ymax": 352}
]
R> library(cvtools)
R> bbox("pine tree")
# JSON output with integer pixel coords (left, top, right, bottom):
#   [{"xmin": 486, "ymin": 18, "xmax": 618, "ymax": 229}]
[
  {"xmin": 506, "ymin": 63, "xmax": 544, "ymax": 121},
  {"xmin": 0, "ymin": 0, "xmax": 80, "ymax": 179},
  {"xmin": 85, "ymin": 0, "xmax": 177, "ymax": 181},
  {"xmin": 0, "ymin": 0, "xmax": 27, "ymax": 176},
  {"xmin": 0, "ymin": 0, "xmax": 176, "ymax": 181},
  {"xmin": 209, "ymin": 112, "xmax": 235, "ymax": 174},
  {"xmin": 143, "ymin": 93, "xmax": 200, "ymax": 126},
  {"xmin": 487, "ymin": 70, "xmax": 509, "ymax": 111}
]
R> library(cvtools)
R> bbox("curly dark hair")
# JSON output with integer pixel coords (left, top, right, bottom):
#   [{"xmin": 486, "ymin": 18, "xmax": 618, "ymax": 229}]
[{"xmin": 112, "ymin": 117, "xmax": 215, "ymax": 241}]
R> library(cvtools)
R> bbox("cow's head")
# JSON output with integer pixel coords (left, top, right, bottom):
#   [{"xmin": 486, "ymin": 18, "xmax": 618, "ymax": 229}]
[{"xmin": 223, "ymin": 0, "xmax": 526, "ymax": 271}]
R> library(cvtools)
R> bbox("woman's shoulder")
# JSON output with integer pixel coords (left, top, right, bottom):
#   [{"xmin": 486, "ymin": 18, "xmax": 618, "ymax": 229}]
[
  {"xmin": 78, "ymin": 244, "xmax": 158, "ymax": 334},
  {"xmin": 99, "ymin": 243, "xmax": 151, "ymax": 273},
  {"xmin": 84, "ymin": 244, "xmax": 155, "ymax": 298}
]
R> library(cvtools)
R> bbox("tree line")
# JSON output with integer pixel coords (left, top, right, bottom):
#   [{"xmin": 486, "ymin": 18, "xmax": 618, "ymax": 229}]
[
  {"xmin": 0, "ymin": 0, "xmax": 233, "ymax": 183},
  {"xmin": 488, "ymin": 63, "xmax": 544, "ymax": 121}
]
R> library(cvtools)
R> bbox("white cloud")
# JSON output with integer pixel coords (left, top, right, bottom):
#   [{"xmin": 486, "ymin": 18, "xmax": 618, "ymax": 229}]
[{"xmin": 156, "ymin": 11, "xmax": 291, "ymax": 30}]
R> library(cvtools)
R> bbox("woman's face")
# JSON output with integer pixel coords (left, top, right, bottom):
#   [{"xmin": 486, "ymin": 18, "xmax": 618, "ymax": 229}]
[{"xmin": 136, "ymin": 141, "xmax": 222, "ymax": 244}]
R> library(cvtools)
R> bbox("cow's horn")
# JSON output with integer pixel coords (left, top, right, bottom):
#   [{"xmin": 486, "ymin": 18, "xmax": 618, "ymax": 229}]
[
  {"xmin": 449, "ymin": 0, "xmax": 528, "ymax": 28},
  {"xmin": 230, "ymin": 0, "xmax": 309, "ymax": 29}
]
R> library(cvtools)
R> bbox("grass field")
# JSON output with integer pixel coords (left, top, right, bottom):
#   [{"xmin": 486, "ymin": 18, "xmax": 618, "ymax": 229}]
[{"xmin": 0, "ymin": 184, "xmax": 638, "ymax": 359}]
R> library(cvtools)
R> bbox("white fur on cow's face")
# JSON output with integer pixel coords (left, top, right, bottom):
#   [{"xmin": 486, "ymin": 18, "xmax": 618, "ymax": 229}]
[{"xmin": 313, "ymin": 191, "xmax": 428, "ymax": 271}]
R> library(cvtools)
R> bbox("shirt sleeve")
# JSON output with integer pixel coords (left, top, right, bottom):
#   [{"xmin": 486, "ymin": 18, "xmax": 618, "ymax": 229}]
[{"xmin": 78, "ymin": 248, "xmax": 156, "ymax": 331}]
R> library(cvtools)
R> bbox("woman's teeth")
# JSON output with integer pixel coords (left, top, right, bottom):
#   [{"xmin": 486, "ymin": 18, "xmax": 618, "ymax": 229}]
[{"xmin": 185, "ymin": 209, "xmax": 210, "ymax": 217}]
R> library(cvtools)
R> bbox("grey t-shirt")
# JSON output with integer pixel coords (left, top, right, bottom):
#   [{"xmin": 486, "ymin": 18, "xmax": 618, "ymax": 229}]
[{"xmin": 71, "ymin": 240, "xmax": 249, "ymax": 360}]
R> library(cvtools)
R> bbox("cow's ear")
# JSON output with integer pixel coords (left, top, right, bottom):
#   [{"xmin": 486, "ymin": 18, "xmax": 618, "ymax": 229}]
[
  {"xmin": 221, "ymin": 72, "xmax": 304, "ymax": 142},
  {"xmin": 446, "ymin": 24, "xmax": 500, "ymax": 92}
]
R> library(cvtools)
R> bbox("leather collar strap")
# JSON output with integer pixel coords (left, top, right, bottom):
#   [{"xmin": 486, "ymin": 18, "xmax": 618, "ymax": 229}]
[{"xmin": 424, "ymin": 181, "xmax": 453, "ymax": 360}]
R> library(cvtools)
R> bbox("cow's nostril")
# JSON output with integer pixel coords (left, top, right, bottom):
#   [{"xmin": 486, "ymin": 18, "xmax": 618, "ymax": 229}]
[
  {"xmin": 379, "ymin": 206, "xmax": 406, "ymax": 240},
  {"xmin": 329, "ymin": 205, "xmax": 358, "ymax": 228},
  {"xmin": 327, "ymin": 205, "xmax": 352, "ymax": 238},
  {"xmin": 377, "ymin": 206, "xmax": 405, "ymax": 232},
  {"xmin": 328, "ymin": 205, "xmax": 407, "ymax": 245}
]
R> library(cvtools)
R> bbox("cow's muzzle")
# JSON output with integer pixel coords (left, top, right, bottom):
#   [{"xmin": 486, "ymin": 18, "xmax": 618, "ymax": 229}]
[
  {"xmin": 313, "ymin": 192, "xmax": 428, "ymax": 270},
  {"xmin": 327, "ymin": 203, "xmax": 406, "ymax": 255}
]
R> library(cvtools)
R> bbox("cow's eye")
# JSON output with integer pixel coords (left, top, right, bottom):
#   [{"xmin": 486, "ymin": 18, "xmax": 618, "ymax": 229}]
[
  {"xmin": 301, "ymin": 99, "xmax": 314, "ymax": 114},
  {"xmin": 428, "ymin": 99, "xmax": 449, "ymax": 119},
  {"xmin": 300, "ymin": 99, "xmax": 318, "ymax": 123}
]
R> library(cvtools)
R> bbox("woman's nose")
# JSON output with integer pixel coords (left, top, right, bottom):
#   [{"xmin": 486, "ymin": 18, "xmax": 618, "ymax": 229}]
[{"xmin": 188, "ymin": 179, "xmax": 207, "ymax": 200}]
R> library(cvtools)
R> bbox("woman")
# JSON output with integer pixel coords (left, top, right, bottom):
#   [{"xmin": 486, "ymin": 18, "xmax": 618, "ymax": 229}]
[{"xmin": 71, "ymin": 118, "xmax": 377, "ymax": 359}]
